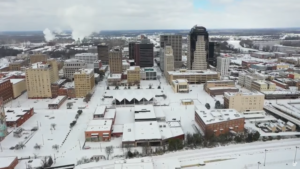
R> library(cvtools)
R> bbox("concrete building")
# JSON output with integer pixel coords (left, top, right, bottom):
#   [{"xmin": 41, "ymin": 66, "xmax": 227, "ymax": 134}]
[
  {"xmin": 204, "ymin": 80, "xmax": 235, "ymax": 92},
  {"xmin": 140, "ymin": 67, "xmax": 157, "ymax": 80},
  {"xmin": 171, "ymin": 79, "xmax": 189, "ymax": 93},
  {"xmin": 224, "ymin": 92, "xmax": 265, "ymax": 112},
  {"xmin": 208, "ymin": 42, "xmax": 220, "ymax": 67},
  {"xmin": 217, "ymin": 57, "xmax": 230, "ymax": 77},
  {"xmin": 88, "ymin": 46, "xmax": 97, "ymax": 53},
  {"xmin": 250, "ymin": 52, "xmax": 275, "ymax": 59},
  {"xmin": 97, "ymin": 44, "xmax": 109, "ymax": 65},
  {"xmin": 63, "ymin": 59, "xmax": 87, "ymax": 80},
  {"xmin": 85, "ymin": 119, "xmax": 113, "ymax": 142},
  {"xmin": 25, "ymin": 59, "xmax": 59, "ymax": 99},
  {"xmin": 109, "ymin": 51, "xmax": 123, "ymax": 74},
  {"xmin": 160, "ymin": 35, "xmax": 182, "ymax": 68},
  {"xmin": 163, "ymin": 46, "xmax": 175, "ymax": 77},
  {"xmin": 166, "ymin": 69, "xmax": 220, "ymax": 84},
  {"xmin": 9, "ymin": 60, "xmax": 25, "ymax": 71},
  {"xmin": 75, "ymin": 53, "xmax": 98, "ymax": 64},
  {"xmin": 159, "ymin": 48, "xmax": 165, "ymax": 72},
  {"xmin": 0, "ymin": 79, "xmax": 13, "ymax": 103},
  {"xmin": 48, "ymin": 95, "xmax": 67, "ymax": 109},
  {"xmin": 195, "ymin": 105, "xmax": 245, "ymax": 137},
  {"xmin": 30, "ymin": 54, "xmax": 48, "ymax": 64},
  {"xmin": 122, "ymin": 61, "xmax": 130, "ymax": 71},
  {"xmin": 107, "ymin": 74, "xmax": 122, "ymax": 86},
  {"xmin": 276, "ymin": 63, "xmax": 289, "ymax": 70},
  {"xmin": 251, "ymin": 80, "xmax": 276, "ymax": 92},
  {"xmin": 261, "ymin": 91, "xmax": 300, "ymax": 99},
  {"xmin": 127, "ymin": 66, "xmax": 141, "ymax": 85},
  {"xmin": 129, "ymin": 42, "xmax": 136, "ymax": 60},
  {"xmin": 74, "ymin": 69, "xmax": 95, "ymax": 98},
  {"xmin": 10, "ymin": 79, "xmax": 26, "ymax": 99},
  {"xmin": 187, "ymin": 26, "xmax": 209, "ymax": 70}
]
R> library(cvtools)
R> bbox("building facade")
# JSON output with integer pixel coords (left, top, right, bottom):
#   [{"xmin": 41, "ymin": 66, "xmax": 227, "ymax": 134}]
[
  {"xmin": 5, "ymin": 107, "xmax": 34, "ymax": 127},
  {"xmin": 187, "ymin": 26, "xmax": 209, "ymax": 70},
  {"xmin": 10, "ymin": 79, "xmax": 26, "ymax": 99},
  {"xmin": 63, "ymin": 59, "xmax": 87, "ymax": 80},
  {"xmin": 163, "ymin": 46, "xmax": 175, "ymax": 77},
  {"xmin": 172, "ymin": 79, "xmax": 189, "ymax": 93},
  {"xmin": 74, "ymin": 69, "xmax": 95, "ymax": 98},
  {"xmin": 109, "ymin": 51, "xmax": 123, "ymax": 74},
  {"xmin": 0, "ymin": 79, "xmax": 13, "ymax": 103},
  {"xmin": 208, "ymin": 42, "xmax": 220, "ymax": 67},
  {"xmin": 251, "ymin": 80, "xmax": 276, "ymax": 92},
  {"xmin": 25, "ymin": 59, "xmax": 59, "ymax": 99},
  {"xmin": 204, "ymin": 80, "xmax": 235, "ymax": 92},
  {"xmin": 160, "ymin": 35, "xmax": 182, "ymax": 68},
  {"xmin": 30, "ymin": 54, "xmax": 48, "ymax": 64},
  {"xmin": 127, "ymin": 66, "xmax": 141, "ymax": 85},
  {"xmin": 217, "ymin": 57, "xmax": 230, "ymax": 77},
  {"xmin": 224, "ymin": 92, "xmax": 265, "ymax": 112},
  {"xmin": 166, "ymin": 69, "xmax": 220, "ymax": 84},
  {"xmin": 140, "ymin": 68, "xmax": 157, "ymax": 80},
  {"xmin": 75, "ymin": 53, "xmax": 98, "ymax": 64},
  {"xmin": 134, "ymin": 43, "xmax": 154, "ymax": 67},
  {"xmin": 97, "ymin": 44, "xmax": 109, "ymax": 65}
]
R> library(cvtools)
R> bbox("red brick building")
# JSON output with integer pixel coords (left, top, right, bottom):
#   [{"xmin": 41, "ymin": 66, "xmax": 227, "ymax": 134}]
[
  {"xmin": 5, "ymin": 107, "xmax": 34, "ymax": 127},
  {"xmin": 0, "ymin": 157, "xmax": 18, "ymax": 169},
  {"xmin": 0, "ymin": 79, "xmax": 13, "ymax": 103},
  {"xmin": 195, "ymin": 106, "xmax": 245, "ymax": 137}
]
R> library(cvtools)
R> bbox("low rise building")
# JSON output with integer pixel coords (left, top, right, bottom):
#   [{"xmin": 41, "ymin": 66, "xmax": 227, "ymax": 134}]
[
  {"xmin": 51, "ymin": 79, "xmax": 67, "ymax": 98},
  {"xmin": 10, "ymin": 79, "xmax": 26, "ymax": 99},
  {"xmin": 140, "ymin": 67, "xmax": 157, "ymax": 80},
  {"xmin": 9, "ymin": 60, "xmax": 26, "ymax": 71},
  {"xmin": 204, "ymin": 80, "xmax": 235, "ymax": 93},
  {"xmin": 107, "ymin": 74, "xmax": 122, "ymax": 86},
  {"xmin": 224, "ymin": 92, "xmax": 265, "ymax": 112},
  {"xmin": 74, "ymin": 69, "xmax": 95, "ymax": 98},
  {"xmin": 207, "ymin": 87, "xmax": 239, "ymax": 96},
  {"xmin": 195, "ymin": 105, "xmax": 245, "ymax": 137},
  {"xmin": 85, "ymin": 119, "xmax": 113, "ymax": 142},
  {"xmin": 48, "ymin": 96, "xmax": 67, "ymax": 109},
  {"xmin": 171, "ymin": 79, "xmax": 189, "ymax": 93},
  {"xmin": 75, "ymin": 53, "xmax": 98, "ymax": 64},
  {"xmin": 127, "ymin": 66, "xmax": 140, "ymax": 85},
  {"xmin": 250, "ymin": 52, "xmax": 275, "ymax": 59},
  {"xmin": 5, "ymin": 107, "xmax": 34, "ymax": 127},
  {"xmin": 251, "ymin": 80, "xmax": 276, "ymax": 92},
  {"xmin": 261, "ymin": 91, "xmax": 300, "ymax": 99},
  {"xmin": 288, "ymin": 73, "xmax": 300, "ymax": 79},
  {"xmin": 276, "ymin": 63, "xmax": 289, "ymax": 70},
  {"xmin": 134, "ymin": 105, "xmax": 156, "ymax": 122},
  {"xmin": 166, "ymin": 69, "xmax": 220, "ymax": 84}
]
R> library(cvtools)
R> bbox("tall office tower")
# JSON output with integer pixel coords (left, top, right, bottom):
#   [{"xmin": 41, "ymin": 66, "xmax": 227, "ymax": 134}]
[
  {"xmin": 217, "ymin": 57, "xmax": 230, "ymax": 77},
  {"xmin": 134, "ymin": 42, "xmax": 154, "ymax": 67},
  {"xmin": 160, "ymin": 35, "xmax": 182, "ymax": 68},
  {"xmin": 0, "ymin": 97, "xmax": 7, "ymax": 141},
  {"xmin": 129, "ymin": 42, "xmax": 136, "ymax": 60},
  {"xmin": 187, "ymin": 26, "xmax": 209, "ymax": 70},
  {"xmin": 63, "ymin": 59, "xmax": 87, "ymax": 80},
  {"xmin": 208, "ymin": 42, "xmax": 220, "ymax": 67},
  {"xmin": 74, "ymin": 69, "xmax": 95, "ymax": 98},
  {"xmin": 164, "ymin": 45, "xmax": 175, "ymax": 77},
  {"xmin": 25, "ymin": 59, "xmax": 59, "ymax": 99},
  {"xmin": 109, "ymin": 51, "xmax": 123, "ymax": 74},
  {"xmin": 97, "ymin": 44, "xmax": 109, "ymax": 65},
  {"xmin": 159, "ymin": 48, "xmax": 165, "ymax": 72}
]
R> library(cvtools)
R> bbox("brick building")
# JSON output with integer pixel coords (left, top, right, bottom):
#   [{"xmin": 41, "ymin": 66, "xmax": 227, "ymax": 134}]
[
  {"xmin": 195, "ymin": 105, "xmax": 245, "ymax": 137},
  {"xmin": 5, "ymin": 107, "xmax": 34, "ymax": 127},
  {"xmin": 0, "ymin": 157, "xmax": 18, "ymax": 169},
  {"xmin": 51, "ymin": 79, "xmax": 67, "ymax": 98},
  {"xmin": 0, "ymin": 79, "xmax": 13, "ymax": 103}
]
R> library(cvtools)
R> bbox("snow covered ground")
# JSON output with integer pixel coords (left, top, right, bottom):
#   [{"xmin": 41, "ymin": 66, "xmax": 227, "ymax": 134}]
[
  {"xmin": 0, "ymin": 58, "xmax": 9, "ymax": 68},
  {"xmin": 227, "ymin": 40, "xmax": 259, "ymax": 52}
]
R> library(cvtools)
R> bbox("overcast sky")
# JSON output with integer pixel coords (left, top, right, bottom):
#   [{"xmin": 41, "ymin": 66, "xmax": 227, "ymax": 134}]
[{"xmin": 0, "ymin": 0, "xmax": 299, "ymax": 31}]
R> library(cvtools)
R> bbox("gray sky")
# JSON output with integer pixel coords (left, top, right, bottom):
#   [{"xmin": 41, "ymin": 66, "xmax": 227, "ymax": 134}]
[{"xmin": 0, "ymin": 0, "xmax": 299, "ymax": 31}]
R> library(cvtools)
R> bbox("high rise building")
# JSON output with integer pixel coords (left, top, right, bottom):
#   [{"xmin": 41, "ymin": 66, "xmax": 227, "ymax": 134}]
[
  {"xmin": 63, "ymin": 59, "xmax": 87, "ymax": 80},
  {"xmin": 129, "ymin": 42, "xmax": 136, "ymax": 60},
  {"xmin": 25, "ymin": 59, "xmax": 59, "ymax": 99},
  {"xmin": 75, "ymin": 53, "xmax": 98, "ymax": 64},
  {"xmin": 74, "ymin": 69, "xmax": 95, "ymax": 98},
  {"xmin": 134, "ymin": 42, "xmax": 154, "ymax": 67},
  {"xmin": 187, "ymin": 26, "xmax": 209, "ymax": 70},
  {"xmin": 208, "ymin": 42, "xmax": 220, "ymax": 67},
  {"xmin": 164, "ymin": 45, "xmax": 174, "ymax": 77},
  {"xmin": 109, "ymin": 51, "xmax": 123, "ymax": 74},
  {"xmin": 0, "ymin": 97, "xmax": 8, "ymax": 141},
  {"xmin": 97, "ymin": 44, "xmax": 109, "ymax": 65},
  {"xmin": 160, "ymin": 35, "xmax": 182, "ymax": 68},
  {"xmin": 217, "ymin": 57, "xmax": 230, "ymax": 77}
]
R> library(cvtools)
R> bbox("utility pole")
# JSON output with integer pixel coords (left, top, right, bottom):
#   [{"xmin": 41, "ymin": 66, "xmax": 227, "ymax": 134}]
[
  {"xmin": 264, "ymin": 149, "xmax": 268, "ymax": 166},
  {"xmin": 294, "ymin": 146, "xmax": 299, "ymax": 164},
  {"xmin": 258, "ymin": 162, "xmax": 261, "ymax": 169}
]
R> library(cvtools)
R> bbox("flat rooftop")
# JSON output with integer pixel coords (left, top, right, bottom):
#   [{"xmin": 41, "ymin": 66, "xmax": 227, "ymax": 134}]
[
  {"xmin": 75, "ymin": 53, "xmax": 97, "ymax": 57},
  {"xmin": 30, "ymin": 62, "xmax": 50, "ymax": 69},
  {"xmin": 86, "ymin": 119, "xmax": 113, "ymax": 132},
  {"xmin": 134, "ymin": 105, "xmax": 156, "ymax": 120},
  {"xmin": 94, "ymin": 106, "xmax": 106, "ymax": 115},
  {"xmin": 195, "ymin": 105, "xmax": 244, "ymax": 125},
  {"xmin": 50, "ymin": 96, "xmax": 66, "ymax": 105},
  {"xmin": 224, "ymin": 92, "xmax": 264, "ymax": 98},
  {"xmin": 74, "ymin": 69, "xmax": 93, "ymax": 75},
  {"xmin": 206, "ymin": 80, "xmax": 234, "ymax": 83},
  {"xmin": 172, "ymin": 79, "xmax": 188, "ymax": 83},
  {"xmin": 104, "ymin": 109, "xmax": 116, "ymax": 119},
  {"xmin": 10, "ymin": 78, "xmax": 24, "ymax": 84},
  {"xmin": 168, "ymin": 70, "xmax": 219, "ymax": 76},
  {"xmin": 5, "ymin": 107, "xmax": 32, "ymax": 122},
  {"xmin": 65, "ymin": 58, "xmax": 85, "ymax": 63},
  {"xmin": 107, "ymin": 74, "xmax": 122, "ymax": 79}
]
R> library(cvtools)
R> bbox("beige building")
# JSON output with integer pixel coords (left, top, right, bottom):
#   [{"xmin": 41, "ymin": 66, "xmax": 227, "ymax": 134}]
[
  {"xmin": 204, "ymin": 80, "xmax": 235, "ymax": 92},
  {"xmin": 276, "ymin": 63, "xmax": 289, "ymax": 70},
  {"xmin": 163, "ymin": 46, "xmax": 174, "ymax": 77},
  {"xmin": 109, "ymin": 51, "xmax": 122, "ymax": 74},
  {"xmin": 10, "ymin": 79, "xmax": 27, "ymax": 98},
  {"xmin": 30, "ymin": 54, "xmax": 48, "ymax": 64},
  {"xmin": 127, "ymin": 66, "xmax": 140, "ymax": 85},
  {"xmin": 74, "ymin": 69, "xmax": 95, "ymax": 98},
  {"xmin": 172, "ymin": 79, "xmax": 189, "ymax": 93},
  {"xmin": 107, "ymin": 74, "xmax": 122, "ymax": 86},
  {"xmin": 9, "ymin": 60, "xmax": 25, "ymax": 71},
  {"xmin": 251, "ymin": 80, "xmax": 276, "ymax": 92},
  {"xmin": 224, "ymin": 92, "xmax": 265, "ymax": 112},
  {"xmin": 25, "ymin": 59, "xmax": 59, "ymax": 99},
  {"xmin": 166, "ymin": 69, "xmax": 220, "ymax": 84}
]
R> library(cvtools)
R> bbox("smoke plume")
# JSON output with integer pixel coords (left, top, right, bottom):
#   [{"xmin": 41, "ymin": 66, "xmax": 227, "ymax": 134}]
[
  {"xmin": 63, "ymin": 5, "xmax": 99, "ymax": 42},
  {"xmin": 43, "ymin": 28, "xmax": 55, "ymax": 42}
]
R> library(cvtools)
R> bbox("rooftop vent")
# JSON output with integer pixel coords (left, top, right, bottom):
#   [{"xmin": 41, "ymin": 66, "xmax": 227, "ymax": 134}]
[{"xmin": 128, "ymin": 129, "xmax": 131, "ymax": 132}]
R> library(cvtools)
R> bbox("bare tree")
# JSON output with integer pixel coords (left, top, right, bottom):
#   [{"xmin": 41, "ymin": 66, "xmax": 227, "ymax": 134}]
[
  {"xmin": 52, "ymin": 144, "xmax": 59, "ymax": 150},
  {"xmin": 16, "ymin": 142, "xmax": 25, "ymax": 150},
  {"xmin": 67, "ymin": 102, "xmax": 73, "ymax": 109},
  {"xmin": 105, "ymin": 146, "xmax": 114, "ymax": 160},
  {"xmin": 51, "ymin": 123, "xmax": 56, "ymax": 130},
  {"xmin": 33, "ymin": 153, "xmax": 39, "ymax": 159},
  {"xmin": 148, "ymin": 83, "xmax": 153, "ymax": 89},
  {"xmin": 34, "ymin": 143, "xmax": 41, "ymax": 150}
]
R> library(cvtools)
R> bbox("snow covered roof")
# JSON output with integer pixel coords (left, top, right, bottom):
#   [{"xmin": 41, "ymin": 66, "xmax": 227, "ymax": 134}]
[
  {"xmin": 112, "ymin": 125, "xmax": 123, "ymax": 134},
  {"xmin": 107, "ymin": 74, "xmax": 122, "ymax": 79},
  {"xmin": 195, "ymin": 105, "xmax": 244, "ymax": 125},
  {"xmin": 168, "ymin": 70, "xmax": 219, "ymax": 76},
  {"xmin": 5, "ymin": 107, "xmax": 32, "ymax": 122},
  {"xmin": 106, "ymin": 89, "xmax": 155, "ymax": 102},
  {"xmin": 74, "ymin": 69, "xmax": 93, "ymax": 75},
  {"xmin": 122, "ymin": 123, "xmax": 135, "ymax": 142},
  {"xmin": 158, "ymin": 122, "xmax": 184, "ymax": 140},
  {"xmin": 104, "ymin": 109, "xmax": 116, "ymax": 119},
  {"xmin": 86, "ymin": 119, "xmax": 112, "ymax": 132},
  {"xmin": 114, "ymin": 157, "xmax": 154, "ymax": 169},
  {"xmin": 0, "ymin": 156, "xmax": 16, "ymax": 168},
  {"xmin": 10, "ymin": 78, "xmax": 24, "ymax": 84},
  {"xmin": 287, "ymin": 121, "xmax": 295, "ymax": 127},
  {"xmin": 50, "ymin": 96, "xmax": 66, "ymax": 104},
  {"xmin": 134, "ymin": 105, "xmax": 156, "ymax": 120},
  {"xmin": 94, "ymin": 106, "xmax": 106, "ymax": 115}
]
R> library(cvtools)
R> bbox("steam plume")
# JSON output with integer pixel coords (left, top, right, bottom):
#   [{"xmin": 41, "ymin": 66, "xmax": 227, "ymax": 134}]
[{"xmin": 43, "ymin": 28, "xmax": 55, "ymax": 42}]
